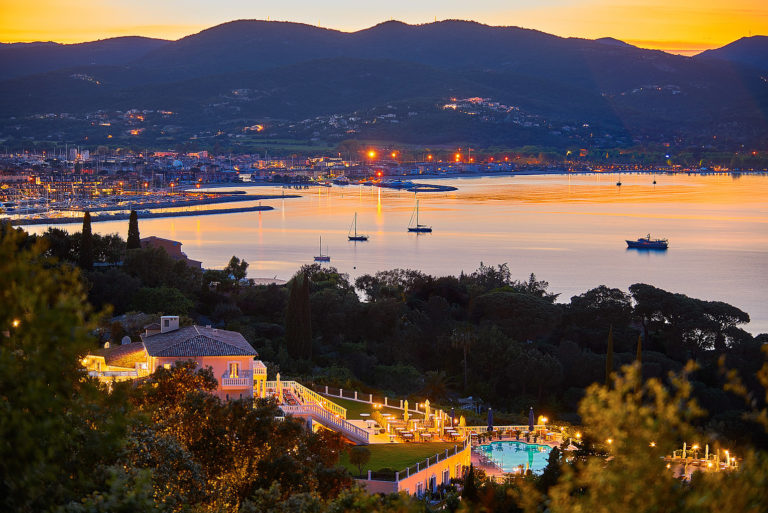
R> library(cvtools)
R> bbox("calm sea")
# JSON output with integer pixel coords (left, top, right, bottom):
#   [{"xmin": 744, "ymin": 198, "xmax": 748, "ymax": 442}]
[{"xmin": 28, "ymin": 173, "xmax": 768, "ymax": 334}]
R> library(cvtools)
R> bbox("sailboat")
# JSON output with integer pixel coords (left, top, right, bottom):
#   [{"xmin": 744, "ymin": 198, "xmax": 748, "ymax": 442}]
[
  {"xmin": 314, "ymin": 236, "xmax": 330, "ymax": 262},
  {"xmin": 616, "ymin": 172, "xmax": 622, "ymax": 186},
  {"xmin": 407, "ymin": 199, "xmax": 432, "ymax": 233},
  {"xmin": 348, "ymin": 212, "xmax": 369, "ymax": 241}
]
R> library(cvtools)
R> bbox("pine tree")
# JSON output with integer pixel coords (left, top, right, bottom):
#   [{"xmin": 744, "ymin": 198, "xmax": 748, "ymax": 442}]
[
  {"xmin": 127, "ymin": 210, "xmax": 141, "ymax": 250},
  {"xmin": 605, "ymin": 325, "xmax": 614, "ymax": 386},
  {"xmin": 79, "ymin": 210, "xmax": 93, "ymax": 269}
]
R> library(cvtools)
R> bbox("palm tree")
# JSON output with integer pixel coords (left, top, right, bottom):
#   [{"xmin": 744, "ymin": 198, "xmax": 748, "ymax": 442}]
[
  {"xmin": 450, "ymin": 323, "xmax": 477, "ymax": 392},
  {"xmin": 422, "ymin": 370, "xmax": 450, "ymax": 401}
]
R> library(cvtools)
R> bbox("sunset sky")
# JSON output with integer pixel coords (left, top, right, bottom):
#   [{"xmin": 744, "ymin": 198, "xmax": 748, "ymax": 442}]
[{"xmin": 1, "ymin": 0, "xmax": 766, "ymax": 55}]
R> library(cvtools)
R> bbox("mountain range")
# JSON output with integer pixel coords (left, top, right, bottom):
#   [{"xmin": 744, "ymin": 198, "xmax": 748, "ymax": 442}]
[{"xmin": 1, "ymin": 20, "xmax": 767, "ymax": 150}]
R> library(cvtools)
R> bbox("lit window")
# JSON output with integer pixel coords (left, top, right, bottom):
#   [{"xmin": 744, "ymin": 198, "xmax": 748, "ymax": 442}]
[{"xmin": 229, "ymin": 362, "xmax": 240, "ymax": 378}]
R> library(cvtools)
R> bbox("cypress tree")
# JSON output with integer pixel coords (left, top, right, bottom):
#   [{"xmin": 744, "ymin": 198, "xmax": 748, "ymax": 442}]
[
  {"xmin": 605, "ymin": 325, "xmax": 614, "ymax": 386},
  {"xmin": 285, "ymin": 273, "xmax": 312, "ymax": 359},
  {"xmin": 126, "ymin": 210, "xmax": 141, "ymax": 249},
  {"xmin": 463, "ymin": 463, "xmax": 478, "ymax": 502},
  {"xmin": 79, "ymin": 210, "xmax": 93, "ymax": 270},
  {"xmin": 635, "ymin": 333, "xmax": 643, "ymax": 393},
  {"xmin": 285, "ymin": 276, "xmax": 301, "ymax": 359},
  {"xmin": 299, "ymin": 273, "xmax": 313, "ymax": 359}
]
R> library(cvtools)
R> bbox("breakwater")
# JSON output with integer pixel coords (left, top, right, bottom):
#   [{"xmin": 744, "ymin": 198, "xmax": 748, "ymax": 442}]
[
  {"xmin": 12, "ymin": 205, "xmax": 274, "ymax": 226},
  {"xmin": 63, "ymin": 193, "xmax": 297, "ymax": 213}
]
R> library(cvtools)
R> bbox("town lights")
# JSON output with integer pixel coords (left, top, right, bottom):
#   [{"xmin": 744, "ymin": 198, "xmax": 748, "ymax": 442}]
[
  {"xmin": 11, "ymin": 319, "xmax": 20, "ymax": 328},
  {"xmin": 650, "ymin": 441, "xmax": 656, "ymax": 447},
  {"xmin": 538, "ymin": 416, "xmax": 548, "ymax": 424},
  {"xmin": 454, "ymin": 153, "xmax": 461, "ymax": 162},
  {"xmin": 368, "ymin": 150, "xmax": 376, "ymax": 159}
]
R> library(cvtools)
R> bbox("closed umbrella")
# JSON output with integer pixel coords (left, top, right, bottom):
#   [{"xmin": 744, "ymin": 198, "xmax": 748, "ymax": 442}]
[
  {"xmin": 424, "ymin": 399, "xmax": 431, "ymax": 425},
  {"xmin": 528, "ymin": 407, "xmax": 535, "ymax": 432},
  {"xmin": 450, "ymin": 407, "xmax": 455, "ymax": 428},
  {"xmin": 487, "ymin": 408, "xmax": 494, "ymax": 432},
  {"xmin": 404, "ymin": 400, "xmax": 409, "ymax": 423}
]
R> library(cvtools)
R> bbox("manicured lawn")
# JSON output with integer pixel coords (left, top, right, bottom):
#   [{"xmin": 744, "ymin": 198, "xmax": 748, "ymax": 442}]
[
  {"xmin": 339, "ymin": 442, "xmax": 459, "ymax": 477},
  {"xmin": 321, "ymin": 395, "xmax": 405, "ymax": 420}
]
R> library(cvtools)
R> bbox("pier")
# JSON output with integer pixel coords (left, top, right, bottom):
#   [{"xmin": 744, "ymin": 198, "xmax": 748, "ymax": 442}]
[{"xmin": 11, "ymin": 204, "xmax": 275, "ymax": 226}]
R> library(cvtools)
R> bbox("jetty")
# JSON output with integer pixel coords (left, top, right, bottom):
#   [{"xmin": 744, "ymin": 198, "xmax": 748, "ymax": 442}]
[{"xmin": 11, "ymin": 205, "xmax": 274, "ymax": 226}]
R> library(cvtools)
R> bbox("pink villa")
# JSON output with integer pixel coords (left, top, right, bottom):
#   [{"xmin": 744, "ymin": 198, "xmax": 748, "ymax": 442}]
[
  {"xmin": 82, "ymin": 316, "xmax": 471, "ymax": 496},
  {"xmin": 140, "ymin": 236, "xmax": 202, "ymax": 269},
  {"xmin": 83, "ymin": 316, "xmax": 267, "ymax": 400}
]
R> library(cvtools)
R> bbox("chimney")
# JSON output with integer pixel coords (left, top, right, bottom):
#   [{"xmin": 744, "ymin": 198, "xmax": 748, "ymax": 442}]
[{"xmin": 160, "ymin": 315, "xmax": 179, "ymax": 333}]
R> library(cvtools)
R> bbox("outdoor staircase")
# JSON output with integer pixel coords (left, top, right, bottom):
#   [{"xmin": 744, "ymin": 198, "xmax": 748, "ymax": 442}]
[
  {"xmin": 280, "ymin": 403, "xmax": 370, "ymax": 444},
  {"xmin": 266, "ymin": 380, "xmax": 369, "ymax": 444}
]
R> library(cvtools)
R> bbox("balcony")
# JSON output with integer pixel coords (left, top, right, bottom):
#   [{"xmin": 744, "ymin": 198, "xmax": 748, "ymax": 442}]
[{"xmin": 221, "ymin": 369, "xmax": 253, "ymax": 388}]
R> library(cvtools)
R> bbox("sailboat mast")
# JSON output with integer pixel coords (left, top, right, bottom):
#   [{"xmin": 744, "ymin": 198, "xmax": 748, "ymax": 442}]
[{"xmin": 416, "ymin": 200, "xmax": 419, "ymax": 226}]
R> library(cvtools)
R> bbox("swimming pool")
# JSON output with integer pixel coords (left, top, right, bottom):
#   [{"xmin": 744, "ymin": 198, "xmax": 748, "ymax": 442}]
[{"xmin": 476, "ymin": 440, "xmax": 552, "ymax": 473}]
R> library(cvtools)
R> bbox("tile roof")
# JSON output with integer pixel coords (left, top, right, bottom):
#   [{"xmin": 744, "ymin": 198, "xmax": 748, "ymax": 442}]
[
  {"xmin": 95, "ymin": 341, "xmax": 148, "ymax": 368},
  {"xmin": 141, "ymin": 325, "xmax": 257, "ymax": 358}
]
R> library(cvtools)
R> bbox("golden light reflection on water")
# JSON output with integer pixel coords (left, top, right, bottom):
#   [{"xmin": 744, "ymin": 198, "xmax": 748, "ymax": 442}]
[{"xmin": 26, "ymin": 173, "xmax": 768, "ymax": 333}]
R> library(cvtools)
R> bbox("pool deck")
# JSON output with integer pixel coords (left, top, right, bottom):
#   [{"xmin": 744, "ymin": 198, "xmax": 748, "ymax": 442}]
[{"xmin": 471, "ymin": 436, "xmax": 575, "ymax": 479}]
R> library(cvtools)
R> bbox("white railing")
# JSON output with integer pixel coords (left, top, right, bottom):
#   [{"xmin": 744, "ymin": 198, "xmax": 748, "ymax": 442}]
[
  {"xmin": 290, "ymin": 381, "xmax": 347, "ymax": 418},
  {"xmin": 89, "ymin": 370, "xmax": 139, "ymax": 378},
  {"xmin": 320, "ymin": 386, "xmax": 422, "ymax": 415},
  {"xmin": 280, "ymin": 403, "xmax": 369, "ymax": 444},
  {"xmin": 265, "ymin": 380, "xmax": 347, "ymax": 419},
  {"xmin": 359, "ymin": 438, "xmax": 470, "ymax": 484},
  {"xmin": 221, "ymin": 376, "xmax": 252, "ymax": 387},
  {"xmin": 395, "ymin": 437, "xmax": 470, "ymax": 481}
]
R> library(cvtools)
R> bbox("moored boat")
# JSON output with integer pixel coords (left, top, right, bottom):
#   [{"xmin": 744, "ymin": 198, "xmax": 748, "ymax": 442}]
[
  {"xmin": 348, "ymin": 212, "xmax": 369, "ymax": 241},
  {"xmin": 626, "ymin": 234, "xmax": 668, "ymax": 249},
  {"xmin": 408, "ymin": 199, "xmax": 432, "ymax": 233},
  {"xmin": 314, "ymin": 236, "xmax": 331, "ymax": 261}
]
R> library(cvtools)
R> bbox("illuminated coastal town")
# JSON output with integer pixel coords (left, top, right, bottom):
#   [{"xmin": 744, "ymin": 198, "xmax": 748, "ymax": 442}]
[{"xmin": 2, "ymin": 3, "xmax": 768, "ymax": 512}]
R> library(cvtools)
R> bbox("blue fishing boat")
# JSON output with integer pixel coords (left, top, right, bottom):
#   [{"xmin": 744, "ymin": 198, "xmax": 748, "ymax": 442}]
[{"xmin": 626, "ymin": 234, "xmax": 668, "ymax": 249}]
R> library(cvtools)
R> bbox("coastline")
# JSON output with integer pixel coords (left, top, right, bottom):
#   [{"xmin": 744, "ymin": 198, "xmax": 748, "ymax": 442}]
[{"xmin": 190, "ymin": 169, "xmax": 766, "ymax": 189}]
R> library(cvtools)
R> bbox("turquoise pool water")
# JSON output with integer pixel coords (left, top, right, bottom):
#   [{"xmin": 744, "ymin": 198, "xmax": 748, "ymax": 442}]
[{"xmin": 476, "ymin": 440, "xmax": 551, "ymax": 473}]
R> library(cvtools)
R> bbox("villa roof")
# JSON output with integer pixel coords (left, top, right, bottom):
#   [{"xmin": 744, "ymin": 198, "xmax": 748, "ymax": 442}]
[
  {"xmin": 141, "ymin": 325, "xmax": 257, "ymax": 358},
  {"xmin": 140, "ymin": 236, "xmax": 181, "ymax": 246},
  {"xmin": 96, "ymin": 341, "xmax": 148, "ymax": 368}
]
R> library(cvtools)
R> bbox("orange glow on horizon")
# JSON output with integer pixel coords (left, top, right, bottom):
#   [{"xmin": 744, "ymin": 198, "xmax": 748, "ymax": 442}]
[{"xmin": 0, "ymin": 2, "xmax": 764, "ymax": 56}]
